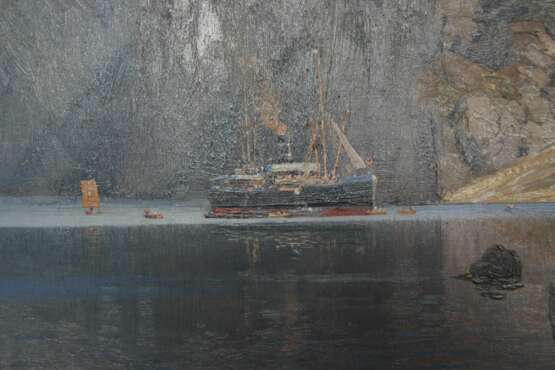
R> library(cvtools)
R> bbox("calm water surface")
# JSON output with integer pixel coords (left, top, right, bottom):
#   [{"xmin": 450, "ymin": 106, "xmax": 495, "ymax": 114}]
[{"xmin": 0, "ymin": 220, "xmax": 554, "ymax": 369}]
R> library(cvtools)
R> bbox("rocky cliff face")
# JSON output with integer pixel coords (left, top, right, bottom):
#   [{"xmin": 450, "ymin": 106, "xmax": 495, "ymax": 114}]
[
  {"xmin": 0, "ymin": 0, "xmax": 553, "ymax": 203},
  {"xmin": 0, "ymin": 0, "xmax": 441, "ymax": 203},
  {"xmin": 424, "ymin": 0, "xmax": 555, "ymax": 195}
]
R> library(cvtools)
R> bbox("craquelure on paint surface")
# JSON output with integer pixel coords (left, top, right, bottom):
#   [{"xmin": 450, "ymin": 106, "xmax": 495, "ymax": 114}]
[
  {"xmin": 0, "ymin": 0, "xmax": 441, "ymax": 204},
  {"xmin": 0, "ymin": 0, "xmax": 553, "ymax": 204},
  {"xmin": 2, "ymin": 2, "xmax": 555, "ymax": 369}
]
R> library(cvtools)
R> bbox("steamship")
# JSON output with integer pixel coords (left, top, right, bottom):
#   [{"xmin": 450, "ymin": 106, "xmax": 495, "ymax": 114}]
[{"xmin": 206, "ymin": 51, "xmax": 377, "ymax": 218}]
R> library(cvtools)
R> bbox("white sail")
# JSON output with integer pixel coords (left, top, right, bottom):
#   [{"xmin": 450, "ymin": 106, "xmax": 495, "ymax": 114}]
[{"xmin": 329, "ymin": 118, "xmax": 367, "ymax": 170}]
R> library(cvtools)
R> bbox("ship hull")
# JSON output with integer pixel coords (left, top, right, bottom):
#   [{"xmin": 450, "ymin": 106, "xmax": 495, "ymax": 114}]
[
  {"xmin": 208, "ymin": 174, "xmax": 375, "ymax": 210},
  {"xmin": 206, "ymin": 205, "xmax": 386, "ymax": 218}
]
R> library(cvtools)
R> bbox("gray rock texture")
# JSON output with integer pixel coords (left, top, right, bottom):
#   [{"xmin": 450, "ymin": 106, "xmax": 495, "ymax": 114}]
[
  {"xmin": 470, "ymin": 244, "xmax": 522, "ymax": 281},
  {"xmin": 1, "ymin": 0, "xmax": 553, "ymax": 203},
  {"xmin": 0, "ymin": 0, "xmax": 441, "ymax": 203},
  {"xmin": 425, "ymin": 0, "xmax": 555, "ymax": 194}
]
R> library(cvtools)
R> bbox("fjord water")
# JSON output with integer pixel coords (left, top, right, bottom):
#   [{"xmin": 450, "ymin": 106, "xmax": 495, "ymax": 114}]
[{"xmin": 1, "ymin": 219, "xmax": 555, "ymax": 369}]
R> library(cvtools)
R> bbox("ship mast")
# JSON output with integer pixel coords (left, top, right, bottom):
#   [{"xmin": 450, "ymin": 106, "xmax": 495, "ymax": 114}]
[
  {"xmin": 314, "ymin": 50, "xmax": 329, "ymax": 178},
  {"xmin": 310, "ymin": 50, "xmax": 367, "ymax": 177},
  {"xmin": 239, "ymin": 58, "xmax": 257, "ymax": 168}
]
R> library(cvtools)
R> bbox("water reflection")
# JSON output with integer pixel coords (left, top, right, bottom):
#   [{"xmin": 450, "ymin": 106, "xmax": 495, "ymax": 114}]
[{"xmin": 0, "ymin": 219, "xmax": 554, "ymax": 369}]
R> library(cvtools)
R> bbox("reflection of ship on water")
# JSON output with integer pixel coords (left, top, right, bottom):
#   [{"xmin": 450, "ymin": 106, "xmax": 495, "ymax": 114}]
[
  {"xmin": 207, "ymin": 51, "xmax": 377, "ymax": 218},
  {"xmin": 245, "ymin": 238, "xmax": 261, "ymax": 275}
]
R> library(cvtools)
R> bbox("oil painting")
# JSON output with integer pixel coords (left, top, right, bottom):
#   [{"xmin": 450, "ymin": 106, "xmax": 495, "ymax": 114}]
[{"xmin": 0, "ymin": 1, "xmax": 554, "ymax": 369}]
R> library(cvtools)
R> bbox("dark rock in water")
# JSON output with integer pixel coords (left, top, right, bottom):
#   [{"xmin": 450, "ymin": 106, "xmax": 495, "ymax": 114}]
[
  {"xmin": 472, "ymin": 277, "xmax": 487, "ymax": 285},
  {"xmin": 470, "ymin": 244, "xmax": 522, "ymax": 282},
  {"xmin": 453, "ymin": 245, "xmax": 524, "ymax": 301},
  {"xmin": 501, "ymin": 282, "xmax": 524, "ymax": 290},
  {"xmin": 462, "ymin": 244, "xmax": 524, "ymax": 300},
  {"xmin": 480, "ymin": 291, "xmax": 506, "ymax": 300}
]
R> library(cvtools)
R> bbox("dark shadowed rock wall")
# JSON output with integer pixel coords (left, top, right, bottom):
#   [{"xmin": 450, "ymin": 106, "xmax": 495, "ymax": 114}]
[{"xmin": 1, "ymin": 0, "xmax": 553, "ymax": 203}]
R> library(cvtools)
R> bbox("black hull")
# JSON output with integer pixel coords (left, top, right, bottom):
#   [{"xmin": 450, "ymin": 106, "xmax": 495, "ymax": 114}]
[{"xmin": 208, "ymin": 175, "xmax": 375, "ymax": 208}]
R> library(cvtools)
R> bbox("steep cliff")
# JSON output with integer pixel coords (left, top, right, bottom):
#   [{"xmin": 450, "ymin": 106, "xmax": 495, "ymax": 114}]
[
  {"xmin": 0, "ymin": 0, "xmax": 441, "ymax": 203},
  {"xmin": 1, "ymin": 0, "xmax": 553, "ymax": 204},
  {"xmin": 424, "ymin": 0, "xmax": 555, "ymax": 196}
]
